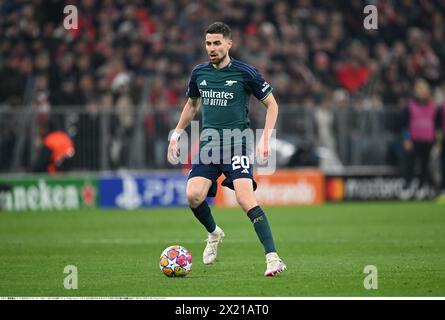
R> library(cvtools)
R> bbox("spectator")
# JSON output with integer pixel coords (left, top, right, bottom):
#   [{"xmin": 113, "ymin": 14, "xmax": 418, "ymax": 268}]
[
  {"xmin": 335, "ymin": 42, "xmax": 372, "ymax": 93},
  {"xmin": 401, "ymin": 79, "xmax": 438, "ymax": 194},
  {"xmin": 1, "ymin": 1, "xmax": 444, "ymax": 110},
  {"xmin": 2, "ymin": 0, "xmax": 445, "ymax": 171},
  {"xmin": 73, "ymin": 97, "xmax": 101, "ymax": 170},
  {"xmin": 50, "ymin": 78, "xmax": 84, "ymax": 106}
]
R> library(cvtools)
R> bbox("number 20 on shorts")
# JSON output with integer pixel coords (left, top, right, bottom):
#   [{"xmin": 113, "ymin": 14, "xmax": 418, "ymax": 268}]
[{"xmin": 232, "ymin": 156, "xmax": 250, "ymax": 170}]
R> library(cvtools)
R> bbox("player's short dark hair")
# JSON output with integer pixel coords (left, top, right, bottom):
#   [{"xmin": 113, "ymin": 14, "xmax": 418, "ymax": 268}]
[{"xmin": 205, "ymin": 22, "xmax": 232, "ymax": 39}]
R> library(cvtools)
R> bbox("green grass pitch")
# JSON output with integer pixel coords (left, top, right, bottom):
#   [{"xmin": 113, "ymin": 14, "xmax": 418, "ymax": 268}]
[{"xmin": 0, "ymin": 202, "xmax": 444, "ymax": 297}]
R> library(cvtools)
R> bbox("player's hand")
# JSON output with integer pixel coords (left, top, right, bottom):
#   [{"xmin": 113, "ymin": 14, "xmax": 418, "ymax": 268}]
[
  {"xmin": 403, "ymin": 139, "xmax": 413, "ymax": 151},
  {"xmin": 256, "ymin": 138, "xmax": 271, "ymax": 163},
  {"xmin": 167, "ymin": 139, "xmax": 180, "ymax": 164}
]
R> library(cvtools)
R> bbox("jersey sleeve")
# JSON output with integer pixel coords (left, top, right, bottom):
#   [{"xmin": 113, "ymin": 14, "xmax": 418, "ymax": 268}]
[
  {"xmin": 186, "ymin": 67, "xmax": 201, "ymax": 99},
  {"xmin": 245, "ymin": 68, "xmax": 273, "ymax": 101}
]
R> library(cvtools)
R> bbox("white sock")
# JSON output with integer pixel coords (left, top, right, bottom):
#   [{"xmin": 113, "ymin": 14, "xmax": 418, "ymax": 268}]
[
  {"xmin": 266, "ymin": 252, "xmax": 279, "ymax": 260},
  {"xmin": 210, "ymin": 225, "xmax": 222, "ymax": 236}
]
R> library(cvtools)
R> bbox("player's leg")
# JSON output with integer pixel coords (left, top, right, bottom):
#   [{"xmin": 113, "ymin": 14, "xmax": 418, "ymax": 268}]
[
  {"xmin": 187, "ymin": 174, "xmax": 225, "ymax": 264},
  {"xmin": 187, "ymin": 176, "xmax": 216, "ymax": 232},
  {"xmin": 232, "ymin": 178, "xmax": 286, "ymax": 276}
]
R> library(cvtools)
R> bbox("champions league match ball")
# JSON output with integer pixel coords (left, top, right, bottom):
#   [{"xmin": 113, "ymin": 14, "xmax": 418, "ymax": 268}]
[{"xmin": 159, "ymin": 245, "xmax": 192, "ymax": 277}]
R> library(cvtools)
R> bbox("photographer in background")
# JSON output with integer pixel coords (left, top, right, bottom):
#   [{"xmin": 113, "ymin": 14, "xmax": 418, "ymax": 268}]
[{"xmin": 32, "ymin": 120, "xmax": 75, "ymax": 174}]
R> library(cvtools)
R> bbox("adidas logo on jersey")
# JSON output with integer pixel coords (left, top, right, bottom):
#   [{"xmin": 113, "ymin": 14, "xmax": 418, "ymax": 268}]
[
  {"xmin": 200, "ymin": 80, "xmax": 207, "ymax": 86},
  {"xmin": 241, "ymin": 168, "xmax": 249, "ymax": 174}
]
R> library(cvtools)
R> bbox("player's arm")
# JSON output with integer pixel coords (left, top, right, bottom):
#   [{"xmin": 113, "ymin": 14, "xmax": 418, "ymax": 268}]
[
  {"xmin": 257, "ymin": 93, "xmax": 279, "ymax": 160},
  {"xmin": 243, "ymin": 64, "xmax": 277, "ymax": 161},
  {"xmin": 174, "ymin": 97, "xmax": 201, "ymax": 134},
  {"xmin": 167, "ymin": 63, "xmax": 202, "ymax": 164},
  {"xmin": 167, "ymin": 97, "xmax": 201, "ymax": 163}
]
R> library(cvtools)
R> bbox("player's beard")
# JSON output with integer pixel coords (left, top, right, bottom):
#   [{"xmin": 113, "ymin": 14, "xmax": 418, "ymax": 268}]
[{"xmin": 211, "ymin": 51, "xmax": 227, "ymax": 67}]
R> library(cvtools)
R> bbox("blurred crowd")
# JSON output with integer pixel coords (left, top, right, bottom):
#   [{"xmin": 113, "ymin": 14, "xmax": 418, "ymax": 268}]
[
  {"xmin": 1, "ymin": 0, "xmax": 445, "ymax": 173},
  {"xmin": 1, "ymin": 0, "xmax": 445, "ymax": 110}
]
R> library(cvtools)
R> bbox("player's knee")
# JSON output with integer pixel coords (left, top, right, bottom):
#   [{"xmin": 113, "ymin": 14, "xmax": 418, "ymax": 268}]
[
  {"xmin": 186, "ymin": 189, "xmax": 206, "ymax": 208},
  {"xmin": 236, "ymin": 194, "xmax": 257, "ymax": 212}
]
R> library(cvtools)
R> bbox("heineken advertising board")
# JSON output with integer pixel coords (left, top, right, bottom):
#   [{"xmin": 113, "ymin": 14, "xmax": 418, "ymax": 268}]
[{"xmin": 0, "ymin": 177, "xmax": 97, "ymax": 211}]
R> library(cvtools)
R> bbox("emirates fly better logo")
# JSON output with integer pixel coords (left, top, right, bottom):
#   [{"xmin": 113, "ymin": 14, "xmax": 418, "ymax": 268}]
[{"xmin": 199, "ymin": 89, "xmax": 234, "ymax": 107}]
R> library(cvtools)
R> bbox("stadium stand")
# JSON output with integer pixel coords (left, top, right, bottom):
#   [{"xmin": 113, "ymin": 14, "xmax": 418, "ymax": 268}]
[{"xmin": 1, "ymin": 0, "xmax": 444, "ymax": 174}]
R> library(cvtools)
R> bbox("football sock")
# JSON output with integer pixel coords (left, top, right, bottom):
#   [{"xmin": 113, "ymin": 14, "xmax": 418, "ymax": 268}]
[
  {"xmin": 247, "ymin": 205, "xmax": 276, "ymax": 254},
  {"xmin": 191, "ymin": 201, "xmax": 216, "ymax": 233}
]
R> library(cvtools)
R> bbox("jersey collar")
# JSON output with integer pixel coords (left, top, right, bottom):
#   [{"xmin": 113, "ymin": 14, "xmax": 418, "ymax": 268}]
[{"xmin": 210, "ymin": 57, "xmax": 233, "ymax": 71}]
